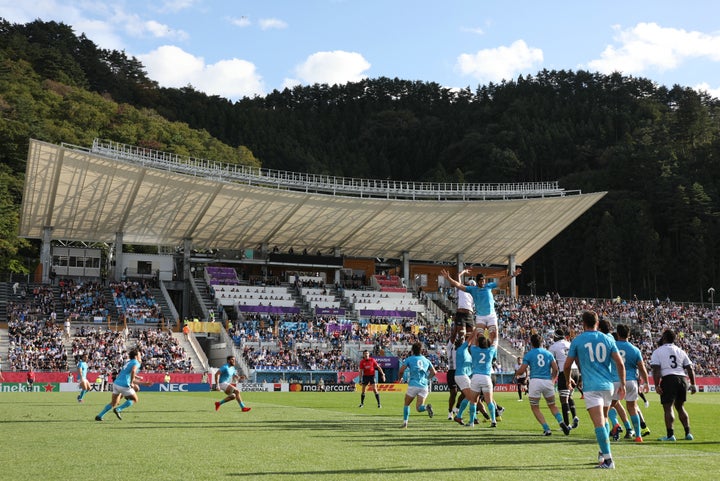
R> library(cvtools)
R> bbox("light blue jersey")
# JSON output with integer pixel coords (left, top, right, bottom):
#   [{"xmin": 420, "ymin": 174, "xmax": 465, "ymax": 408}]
[
  {"xmin": 615, "ymin": 340, "xmax": 643, "ymax": 382},
  {"xmin": 217, "ymin": 363, "xmax": 237, "ymax": 384},
  {"xmin": 455, "ymin": 342, "xmax": 473, "ymax": 377},
  {"xmin": 522, "ymin": 347, "xmax": 556, "ymax": 380},
  {"xmin": 401, "ymin": 355, "xmax": 433, "ymax": 388},
  {"xmin": 568, "ymin": 331, "xmax": 618, "ymax": 391},
  {"xmin": 469, "ymin": 345, "xmax": 497, "ymax": 376},
  {"xmin": 465, "ymin": 283, "xmax": 498, "ymax": 316},
  {"xmin": 78, "ymin": 360, "xmax": 89, "ymax": 381},
  {"xmin": 114, "ymin": 358, "xmax": 141, "ymax": 388}
]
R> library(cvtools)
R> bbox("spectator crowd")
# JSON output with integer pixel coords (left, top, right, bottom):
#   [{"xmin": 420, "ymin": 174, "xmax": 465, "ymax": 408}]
[
  {"xmin": 3, "ymin": 282, "xmax": 192, "ymax": 374},
  {"xmin": 498, "ymin": 294, "xmax": 720, "ymax": 376},
  {"xmin": 3, "ymin": 280, "xmax": 718, "ymax": 378}
]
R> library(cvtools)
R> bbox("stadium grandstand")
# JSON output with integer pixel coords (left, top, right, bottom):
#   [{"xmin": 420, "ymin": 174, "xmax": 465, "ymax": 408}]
[{"xmin": 2, "ymin": 137, "xmax": 628, "ymax": 387}]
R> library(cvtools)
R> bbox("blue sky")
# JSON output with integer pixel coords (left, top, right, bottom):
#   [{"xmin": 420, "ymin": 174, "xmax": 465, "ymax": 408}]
[{"xmin": 2, "ymin": 0, "xmax": 720, "ymax": 101}]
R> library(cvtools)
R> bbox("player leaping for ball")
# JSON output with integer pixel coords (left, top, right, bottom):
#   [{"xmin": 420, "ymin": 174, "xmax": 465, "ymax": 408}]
[
  {"xmin": 441, "ymin": 267, "xmax": 520, "ymax": 345},
  {"xmin": 214, "ymin": 355, "xmax": 251, "ymax": 413}
]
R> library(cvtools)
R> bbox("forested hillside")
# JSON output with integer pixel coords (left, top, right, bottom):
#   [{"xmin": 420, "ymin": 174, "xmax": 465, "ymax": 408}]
[{"xmin": 1, "ymin": 19, "xmax": 719, "ymax": 302}]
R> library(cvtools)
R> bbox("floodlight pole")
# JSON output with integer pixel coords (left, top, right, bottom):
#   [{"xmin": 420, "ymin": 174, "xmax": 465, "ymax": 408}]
[
  {"xmin": 709, "ymin": 287, "xmax": 715, "ymax": 309},
  {"xmin": 508, "ymin": 254, "xmax": 517, "ymax": 299},
  {"xmin": 41, "ymin": 226, "xmax": 53, "ymax": 284},
  {"xmin": 182, "ymin": 237, "xmax": 192, "ymax": 322},
  {"xmin": 113, "ymin": 231, "xmax": 124, "ymax": 282}
]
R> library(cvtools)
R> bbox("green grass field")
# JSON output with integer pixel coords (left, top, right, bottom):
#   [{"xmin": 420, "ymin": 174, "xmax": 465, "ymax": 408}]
[{"xmin": 1, "ymin": 391, "xmax": 718, "ymax": 481}]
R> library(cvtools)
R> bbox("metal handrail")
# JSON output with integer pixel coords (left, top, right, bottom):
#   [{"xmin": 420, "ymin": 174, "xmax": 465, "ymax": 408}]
[{"xmin": 59, "ymin": 140, "xmax": 580, "ymax": 201}]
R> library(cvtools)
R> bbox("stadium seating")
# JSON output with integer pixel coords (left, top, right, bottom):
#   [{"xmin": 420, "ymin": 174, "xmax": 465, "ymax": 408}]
[
  {"xmin": 110, "ymin": 281, "xmax": 159, "ymax": 324},
  {"xmin": 343, "ymin": 289, "xmax": 424, "ymax": 313}
]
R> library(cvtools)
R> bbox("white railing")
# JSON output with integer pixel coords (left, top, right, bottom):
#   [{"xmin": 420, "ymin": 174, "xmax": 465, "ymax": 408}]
[{"xmin": 58, "ymin": 139, "xmax": 581, "ymax": 201}]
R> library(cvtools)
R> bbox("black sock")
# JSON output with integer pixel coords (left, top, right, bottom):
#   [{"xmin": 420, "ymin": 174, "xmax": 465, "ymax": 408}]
[
  {"xmin": 361, "ymin": 394, "xmax": 365, "ymax": 404},
  {"xmin": 561, "ymin": 402, "xmax": 570, "ymax": 425},
  {"xmin": 375, "ymin": 393, "xmax": 380, "ymax": 405}
]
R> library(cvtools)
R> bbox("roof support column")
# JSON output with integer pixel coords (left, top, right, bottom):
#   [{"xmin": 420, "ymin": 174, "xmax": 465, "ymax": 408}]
[
  {"xmin": 402, "ymin": 251, "xmax": 410, "ymax": 289},
  {"xmin": 331, "ymin": 247, "xmax": 342, "ymax": 285},
  {"xmin": 113, "ymin": 232, "xmax": 124, "ymax": 282},
  {"xmin": 182, "ymin": 237, "xmax": 192, "ymax": 321},
  {"xmin": 456, "ymin": 254, "xmax": 464, "ymax": 278},
  {"xmin": 41, "ymin": 226, "xmax": 53, "ymax": 284},
  {"xmin": 508, "ymin": 254, "xmax": 517, "ymax": 299}
]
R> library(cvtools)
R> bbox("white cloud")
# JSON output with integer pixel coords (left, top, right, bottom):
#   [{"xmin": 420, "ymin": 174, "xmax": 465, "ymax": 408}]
[
  {"xmin": 73, "ymin": 18, "xmax": 126, "ymax": 50},
  {"xmin": 259, "ymin": 18, "xmax": 288, "ymax": 30},
  {"xmin": 456, "ymin": 40, "xmax": 543, "ymax": 83},
  {"xmin": 142, "ymin": 19, "xmax": 189, "ymax": 40},
  {"xmin": 694, "ymin": 82, "xmax": 720, "ymax": 100},
  {"xmin": 116, "ymin": 10, "xmax": 188, "ymax": 41},
  {"xmin": 291, "ymin": 51, "xmax": 371, "ymax": 86},
  {"xmin": 587, "ymin": 22, "xmax": 720, "ymax": 75},
  {"xmin": 0, "ymin": 0, "xmax": 126, "ymax": 50},
  {"xmin": 461, "ymin": 26, "xmax": 484, "ymax": 35},
  {"xmin": 281, "ymin": 78, "xmax": 302, "ymax": 90},
  {"xmin": 157, "ymin": 0, "xmax": 199, "ymax": 13},
  {"xmin": 138, "ymin": 45, "xmax": 265, "ymax": 99},
  {"xmin": 229, "ymin": 16, "xmax": 251, "ymax": 28}
]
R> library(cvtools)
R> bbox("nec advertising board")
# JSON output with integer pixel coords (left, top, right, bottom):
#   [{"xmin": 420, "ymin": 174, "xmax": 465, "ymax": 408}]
[
  {"xmin": 54, "ymin": 382, "xmax": 210, "ymax": 393},
  {"xmin": 143, "ymin": 383, "xmax": 211, "ymax": 392}
]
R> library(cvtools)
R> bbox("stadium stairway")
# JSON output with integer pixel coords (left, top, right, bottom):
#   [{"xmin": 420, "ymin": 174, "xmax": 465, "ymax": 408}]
[
  {"xmin": 0, "ymin": 281, "xmax": 9, "ymax": 323},
  {"xmin": 172, "ymin": 331, "xmax": 207, "ymax": 372},
  {"xmin": 190, "ymin": 277, "xmax": 218, "ymax": 321},
  {"xmin": 0, "ymin": 326, "xmax": 9, "ymax": 368},
  {"xmin": 150, "ymin": 287, "xmax": 176, "ymax": 327},
  {"xmin": 63, "ymin": 334, "xmax": 77, "ymax": 373},
  {"xmin": 103, "ymin": 286, "xmax": 120, "ymax": 324},
  {"xmin": 290, "ymin": 283, "xmax": 314, "ymax": 318},
  {"xmin": 339, "ymin": 293, "xmax": 359, "ymax": 321},
  {"xmin": 496, "ymin": 337, "xmax": 523, "ymax": 374},
  {"xmin": 50, "ymin": 285, "xmax": 66, "ymax": 325}
]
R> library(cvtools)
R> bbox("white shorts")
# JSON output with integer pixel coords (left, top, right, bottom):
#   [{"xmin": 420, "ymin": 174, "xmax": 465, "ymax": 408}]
[
  {"xmin": 470, "ymin": 374, "xmax": 493, "ymax": 394},
  {"xmin": 475, "ymin": 312, "xmax": 498, "ymax": 329},
  {"xmin": 405, "ymin": 385, "xmax": 429, "ymax": 399},
  {"xmin": 528, "ymin": 378, "xmax": 556, "ymax": 399},
  {"xmin": 454, "ymin": 374, "xmax": 471, "ymax": 391},
  {"xmin": 112, "ymin": 383, "xmax": 136, "ymax": 398},
  {"xmin": 614, "ymin": 380, "xmax": 639, "ymax": 401},
  {"xmin": 219, "ymin": 382, "xmax": 238, "ymax": 393},
  {"xmin": 583, "ymin": 390, "xmax": 612, "ymax": 409}
]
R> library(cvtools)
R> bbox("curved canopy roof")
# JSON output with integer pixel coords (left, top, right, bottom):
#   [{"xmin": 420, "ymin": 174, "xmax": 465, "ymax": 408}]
[{"xmin": 19, "ymin": 139, "xmax": 606, "ymax": 266}]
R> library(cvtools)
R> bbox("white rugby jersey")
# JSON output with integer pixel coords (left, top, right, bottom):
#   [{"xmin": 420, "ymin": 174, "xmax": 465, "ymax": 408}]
[
  {"xmin": 549, "ymin": 338, "xmax": 578, "ymax": 371},
  {"xmin": 650, "ymin": 343, "xmax": 692, "ymax": 377},
  {"xmin": 549, "ymin": 339, "xmax": 570, "ymax": 368},
  {"xmin": 446, "ymin": 341, "xmax": 457, "ymax": 370},
  {"xmin": 457, "ymin": 289, "xmax": 474, "ymax": 311}
]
